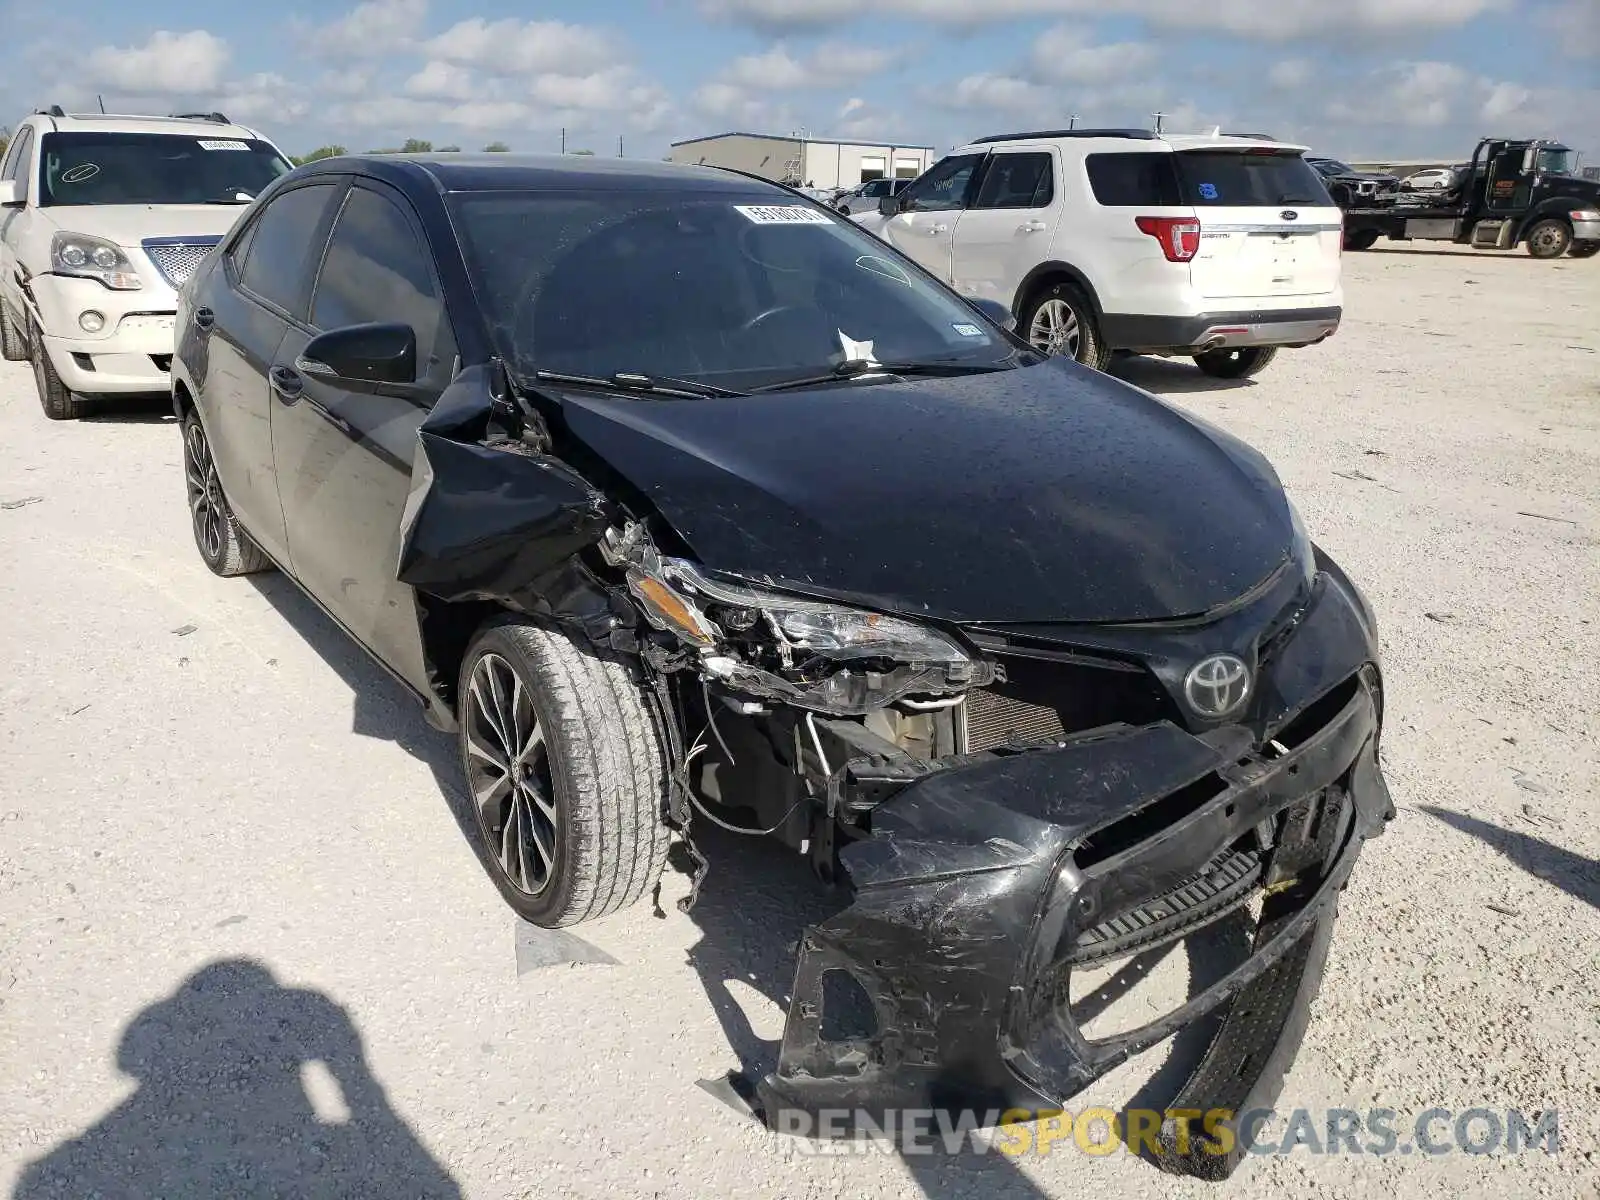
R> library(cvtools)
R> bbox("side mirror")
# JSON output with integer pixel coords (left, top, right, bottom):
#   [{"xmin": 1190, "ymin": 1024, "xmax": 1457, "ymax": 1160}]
[
  {"xmin": 970, "ymin": 297, "xmax": 1018, "ymax": 334},
  {"xmin": 0, "ymin": 180, "xmax": 20, "ymax": 208},
  {"xmin": 878, "ymin": 194, "xmax": 904, "ymax": 216},
  {"xmin": 298, "ymin": 322, "xmax": 417, "ymax": 386}
]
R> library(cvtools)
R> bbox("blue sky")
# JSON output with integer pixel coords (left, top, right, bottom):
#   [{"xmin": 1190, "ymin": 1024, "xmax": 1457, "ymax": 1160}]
[{"xmin": 1, "ymin": 0, "xmax": 1594, "ymax": 162}]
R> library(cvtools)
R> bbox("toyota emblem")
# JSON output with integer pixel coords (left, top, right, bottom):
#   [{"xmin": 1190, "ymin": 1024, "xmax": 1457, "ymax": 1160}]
[
  {"xmin": 1280, "ymin": 210, "xmax": 1299, "ymax": 221},
  {"xmin": 1183, "ymin": 654, "xmax": 1252, "ymax": 719}
]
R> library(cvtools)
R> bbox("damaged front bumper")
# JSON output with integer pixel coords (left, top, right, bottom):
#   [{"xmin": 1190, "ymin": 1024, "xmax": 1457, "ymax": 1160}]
[{"xmin": 757, "ymin": 670, "xmax": 1392, "ymax": 1177}]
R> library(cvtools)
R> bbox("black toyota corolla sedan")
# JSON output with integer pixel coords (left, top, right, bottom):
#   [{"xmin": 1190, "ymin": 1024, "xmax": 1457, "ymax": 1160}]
[{"xmin": 172, "ymin": 154, "xmax": 1392, "ymax": 1173}]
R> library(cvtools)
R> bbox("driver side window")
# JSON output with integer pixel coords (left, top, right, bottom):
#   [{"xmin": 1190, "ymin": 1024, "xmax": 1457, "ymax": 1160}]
[{"xmin": 899, "ymin": 154, "xmax": 985, "ymax": 213}]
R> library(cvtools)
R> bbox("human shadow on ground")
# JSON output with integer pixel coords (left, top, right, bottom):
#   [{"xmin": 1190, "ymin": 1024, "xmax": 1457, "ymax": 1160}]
[
  {"xmin": 12, "ymin": 959, "xmax": 460, "ymax": 1200},
  {"xmin": 1420, "ymin": 806, "xmax": 1598, "ymax": 910},
  {"xmin": 680, "ymin": 825, "xmax": 1248, "ymax": 1198}
]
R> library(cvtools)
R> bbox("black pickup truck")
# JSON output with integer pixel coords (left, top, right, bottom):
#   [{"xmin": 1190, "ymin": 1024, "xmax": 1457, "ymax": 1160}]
[{"xmin": 1339, "ymin": 137, "xmax": 1600, "ymax": 259}]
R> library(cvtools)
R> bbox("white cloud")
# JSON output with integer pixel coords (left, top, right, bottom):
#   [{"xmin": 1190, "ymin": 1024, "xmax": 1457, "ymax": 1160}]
[
  {"xmin": 83, "ymin": 30, "xmax": 229, "ymax": 94},
  {"xmin": 1027, "ymin": 25, "xmax": 1156, "ymax": 83},
  {"xmin": 404, "ymin": 60, "xmax": 480, "ymax": 102},
  {"xmin": 701, "ymin": 0, "xmax": 1510, "ymax": 38},
  {"xmin": 1329, "ymin": 61, "xmax": 1470, "ymax": 128},
  {"xmin": 220, "ymin": 72, "xmax": 308, "ymax": 125},
  {"xmin": 307, "ymin": 0, "xmax": 429, "ymax": 57},
  {"xmin": 424, "ymin": 17, "xmax": 615, "ymax": 75},
  {"xmin": 1537, "ymin": 0, "xmax": 1600, "ymax": 56},
  {"xmin": 1267, "ymin": 59, "xmax": 1314, "ymax": 90},
  {"xmin": 719, "ymin": 41, "xmax": 896, "ymax": 92}
]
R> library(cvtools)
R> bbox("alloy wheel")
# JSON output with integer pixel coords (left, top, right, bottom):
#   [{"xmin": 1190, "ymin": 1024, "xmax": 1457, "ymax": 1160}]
[
  {"xmin": 1028, "ymin": 298, "xmax": 1080, "ymax": 359},
  {"xmin": 464, "ymin": 652, "xmax": 557, "ymax": 896},
  {"xmin": 183, "ymin": 420, "xmax": 225, "ymax": 561}
]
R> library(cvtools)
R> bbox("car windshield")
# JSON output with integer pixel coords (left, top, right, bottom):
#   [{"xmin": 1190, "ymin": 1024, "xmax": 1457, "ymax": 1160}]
[
  {"xmin": 449, "ymin": 189, "xmax": 1015, "ymax": 391},
  {"xmin": 1319, "ymin": 160, "xmax": 1354, "ymax": 173},
  {"xmin": 1175, "ymin": 150, "xmax": 1333, "ymax": 206},
  {"xmin": 1536, "ymin": 147, "xmax": 1574, "ymax": 175},
  {"xmin": 36, "ymin": 132, "xmax": 292, "ymax": 206}
]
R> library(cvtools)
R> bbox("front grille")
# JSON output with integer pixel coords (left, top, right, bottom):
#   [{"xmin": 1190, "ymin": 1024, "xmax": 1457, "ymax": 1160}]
[{"xmin": 142, "ymin": 239, "xmax": 220, "ymax": 289}]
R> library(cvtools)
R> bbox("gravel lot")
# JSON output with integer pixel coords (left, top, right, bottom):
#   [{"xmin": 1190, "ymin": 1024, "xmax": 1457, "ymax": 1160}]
[{"xmin": 1, "ymin": 243, "xmax": 1596, "ymax": 1199}]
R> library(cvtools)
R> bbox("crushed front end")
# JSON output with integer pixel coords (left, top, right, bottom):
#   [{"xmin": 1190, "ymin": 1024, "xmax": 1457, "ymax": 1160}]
[{"xmin": 725, "ymin": 556, "xmax": 1394, "ymax": 1179}]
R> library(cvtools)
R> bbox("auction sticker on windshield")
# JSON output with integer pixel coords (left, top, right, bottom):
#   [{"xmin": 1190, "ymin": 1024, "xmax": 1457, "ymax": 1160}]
[
  {"xmin": 198, "ymin": 140, "xmax": 250, "ymax": 151},
  {"xmin": 734, "ymin": 205, "xmax": 834, "ymax": 225}
]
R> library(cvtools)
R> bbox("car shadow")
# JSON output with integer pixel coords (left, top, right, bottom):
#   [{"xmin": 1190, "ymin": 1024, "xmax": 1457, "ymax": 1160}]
[
  {"xmin": 243, "ymin": 573, "xmax": 481, "ymax": 856},
  {"xmin": 11, "ymin": 959, "xmax": 461, "ymax": 1200},
  {"xmin": 1419, "ymin": 806, "xmax": 1598, "ymax": 909},
  {"xmin": 1107, "ymin": 354, "xmax": 1258, "ymax": 394},
  {"xmin": 1361, "ymin": 247, "xmax": 1526, "ymax": 260},
  {"xmin": 77, "ymin": 395, "xmax": 177, "ymax": 424}
]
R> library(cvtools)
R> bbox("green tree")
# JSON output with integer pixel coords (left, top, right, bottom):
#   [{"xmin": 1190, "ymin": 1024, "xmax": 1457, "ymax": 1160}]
[
  {"xmin": 0, "ymin": 128, "xmax": 10, "ymax": 160},
  {"xmin": 570, "ymin": 147, "xmax": 595, "ymax": 155},
  {"xmin": 482, "ymin": 141, "xmax": 510, "ymax": 152},
  {"xmin": 401, "ymin": 138, "xmax": 433, "ymax": 153},
  {"xmin": 437, "ymin": 144, "xmax": 461, "ymax": 153},
  {"xmin": 292, "ymin": 144, "xmax": 346, "ymax": 165}
]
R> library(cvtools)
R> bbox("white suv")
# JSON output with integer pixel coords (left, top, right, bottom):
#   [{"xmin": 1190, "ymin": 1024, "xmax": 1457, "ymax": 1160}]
[
  {"xmin": 0, "ymin": 108, "xmax": 293, "ymax": 418},
  {"xmin": 854, "ymin": 128, "xmax": 1344, "ymax": 379}
]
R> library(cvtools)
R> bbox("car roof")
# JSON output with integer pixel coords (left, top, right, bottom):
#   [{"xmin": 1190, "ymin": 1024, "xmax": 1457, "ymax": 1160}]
[
  {"xmin": 23, "ymin": 111, "xmax": 268, "ymax": 142},
  {"xmin": 293, "ymin": 152, "xmax": 794, "ymax": 196},
  {"xmin": 952, "ymin": 130, "xmax": 1311, "ymax": 155}
]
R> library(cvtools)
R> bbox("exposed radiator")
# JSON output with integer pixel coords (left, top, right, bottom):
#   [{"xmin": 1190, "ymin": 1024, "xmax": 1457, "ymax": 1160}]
[{"xmin": 962, "ymin": 687, "xmax": 1068, "ymax": 751}]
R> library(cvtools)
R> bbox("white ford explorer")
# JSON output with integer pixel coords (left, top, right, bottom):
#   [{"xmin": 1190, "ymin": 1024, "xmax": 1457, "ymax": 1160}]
[
  {"xmin": 0, "ymin": 109, "xmax": 293, "ymax": 418},
  {"xmin": 853, "ymin": 127, "xmax": 1345, "ymax": 380}
]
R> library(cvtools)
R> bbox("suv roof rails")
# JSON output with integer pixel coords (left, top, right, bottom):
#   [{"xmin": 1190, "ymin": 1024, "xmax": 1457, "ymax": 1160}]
[
  {"xmin": 970, "ymin": 127, "xmax": 1157, "ymax": 144},
  {"xmin": 35, "ymin": 106, "xmax": 67, "ymax": 118},
  {"xmin": 170, "ymin": 111, "xmax": 231, "ymax": 125}
]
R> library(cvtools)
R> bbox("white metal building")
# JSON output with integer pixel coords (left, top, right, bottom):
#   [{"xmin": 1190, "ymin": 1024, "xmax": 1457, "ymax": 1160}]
[{"xmin": 666, "ymin": 132, "xmax": 933, "ymax": 189}]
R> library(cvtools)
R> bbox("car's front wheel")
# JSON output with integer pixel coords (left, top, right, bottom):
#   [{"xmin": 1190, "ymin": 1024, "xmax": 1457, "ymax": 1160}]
[
  {"xmin": 1193, "ymin": 346, "xmax": 1278, "ymax": 380},
  {"xmin": 458, "ymin": 618, "xmax": 671, "ymax": 928},
  {"xmin": 1525, "ymin": 219, "xmax": 1571, "ymax": 259},
  {"xmin": 182, "ymin": 411, "xmax": 271, "ymax": 576},
  {"xmin": 30, "ymin": 320, "xmax": 88, "ymax": 420},
  {"xmin": 1019, "ymin": 281, "xmax": 1110, "ymax": 371}
]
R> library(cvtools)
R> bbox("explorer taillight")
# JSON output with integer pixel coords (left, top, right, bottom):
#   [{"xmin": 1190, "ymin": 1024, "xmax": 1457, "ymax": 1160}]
[{"xmin": 1135, "ymin": 216, "xmax": 1202, "ymax": 262}]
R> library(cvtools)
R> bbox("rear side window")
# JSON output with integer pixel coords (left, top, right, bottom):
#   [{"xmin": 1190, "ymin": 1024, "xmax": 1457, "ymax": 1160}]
[
  {"xmin": 1085, "ymin": 152, "xmax": 1181, "ymax": 206},
  {"xmin": 1174, "ymin": 151, "xmax": 1333, "ymax": 207},
  {"xmin": 239, "ymin": 183, "xmax": 340, "ymax": 317},
  {"xmin": 973, "ymin": 153, "xmax": 1054, "ymax": 209},
  {"xmin": 312, "ymin": 186, "xmax": 447, "ymax": 376}
]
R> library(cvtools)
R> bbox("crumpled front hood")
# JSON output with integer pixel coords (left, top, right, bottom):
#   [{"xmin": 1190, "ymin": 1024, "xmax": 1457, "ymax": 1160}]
[
  {"xmin": 41, "ymin": 204, "xmax": 248, "ymax": 247},
  {"xmin": 558, "ymin": 359, "xmax": 1295, "ymax": 624}
]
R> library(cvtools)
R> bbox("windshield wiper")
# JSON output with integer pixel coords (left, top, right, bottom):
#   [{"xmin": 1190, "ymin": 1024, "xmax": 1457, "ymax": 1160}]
[
  {"xmin": 751, "ymin": 357, "xmax": 1008, "ymax": 394},
  {"xmin": 532, "ymin": 369, "xmax": 746, "ymax": 399}
]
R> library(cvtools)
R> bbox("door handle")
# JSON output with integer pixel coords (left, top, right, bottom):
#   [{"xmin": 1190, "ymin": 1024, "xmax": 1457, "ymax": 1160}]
[
  {"xmin": 928, "ymin": 223, "xmax": 949, "ymax": 234},
  {"xmin": 268, "ymin": 364, "xmax": 304, "ymax": 401},
  {"xmin": 1018, "ymin": 220, "xmax": 1047, "ymax": 233},
  {"xmin": 193, "ymin": 306, "xmax": 215, "ymax": 330}
]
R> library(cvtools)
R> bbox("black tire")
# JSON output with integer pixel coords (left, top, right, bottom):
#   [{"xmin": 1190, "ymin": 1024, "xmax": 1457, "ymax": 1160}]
[
  {"xmin": 29, "ymin": 320, "xmax": 89, "ymax": 420},
  {"xmin": 1018, "ymin": 280, "xmax": 1111, "ymax": 371},
  {"xmin": 1193, "ymin": 346, "xmax": 1279, "ymax": 380},
  {"xmin": 181, "ymin": 410, "xmax": 271, "ymax": 576},
  {"xmin": 1568, "ymin": 241, "xmax": 1600, "ymax": 259},
  {"xmin": 1343, "ymin": 229, "xmax": 1380, "ymax": 251},
  {"xmin": 457, "ymin": 618, "xmax": 671, "ymax": 928},
  {"xmin": 0, "ymin": 306, "xmax": 27, "ymax": 362},
  {"xmin": 1525, "ymin": 219, "xmax": 1571, "ymax": 259}
]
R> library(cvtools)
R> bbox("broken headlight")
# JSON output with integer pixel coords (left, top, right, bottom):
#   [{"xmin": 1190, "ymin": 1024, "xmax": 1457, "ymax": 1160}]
[{"xmin": 633, "ymin": 557, "xmax": 970, "ymax": 667}]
